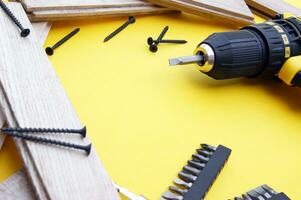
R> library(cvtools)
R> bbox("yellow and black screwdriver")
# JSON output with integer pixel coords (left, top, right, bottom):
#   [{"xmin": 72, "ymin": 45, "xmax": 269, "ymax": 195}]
[{"xmin": 169, "ymin": 14, "xmax": 301, "ymax": 87}]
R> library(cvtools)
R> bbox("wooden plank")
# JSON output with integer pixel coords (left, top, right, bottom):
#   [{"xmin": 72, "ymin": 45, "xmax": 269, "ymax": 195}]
[
  {"xmin": 0, "ymin": 169, "xmax": 35, "ymax": 200},
  {"xmin": 0, "ymin": 3, "xmax": 120, "ymax": 200},
  {"xmin": 19, "ymin": 0, "xmax": 150, "ymax": 11},
  {"xmin": 0, "ymin": 82, "xmax": 46, "ymax": 199},
  {"xmin": 147, "ymin": 0, "xmax": 254, "ymax": 26},
  {"xmin": 0, "ymin": 90, "xmax": 7, "ymax": 150},
  {"xmin": 0, "ymin": 20, "xmax": 53, "ymax": 199},
  {"xmin": 0, "ymin": 20, "xmax": 51, "ymax": 199},
  {"xmin": 32, "ymin": 22, "xmax": 52, "ymax": 44},
  {"xmin": 0, "ymin": 21, "xmax": 50, "ymax": 151},
  {"xmin": 28, "ymin": 6, "xmax": 177, "ymax": 22},
  {"xmin": 245, "ymin": 0, "xmax": 301, "ymax": 18},
  {"xmin": 0, "ymin": 22, "xmax": 51, "ymax": 150},
  {"xmin": 180, "ymin": 0, "xmax": 254, "ymax": 20}
]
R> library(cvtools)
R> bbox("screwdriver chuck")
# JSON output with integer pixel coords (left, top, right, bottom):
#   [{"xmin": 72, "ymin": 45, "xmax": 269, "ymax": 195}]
[{"xmin": 170, "ymin": 15, "xmax": 301, "ymax": 86}]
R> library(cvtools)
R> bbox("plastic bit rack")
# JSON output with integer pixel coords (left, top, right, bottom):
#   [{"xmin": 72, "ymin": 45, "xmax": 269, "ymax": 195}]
[{"xmin": 160, "ymin": 144, "xmax": 232, "ymax": 200}]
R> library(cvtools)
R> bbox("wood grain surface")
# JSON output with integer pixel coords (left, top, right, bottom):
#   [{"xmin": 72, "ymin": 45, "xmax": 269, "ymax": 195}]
[
  {"xmin": 180, "ymin": 0, "xmax": 254, "ymax": 19},
  {"xmin": 0, "ymin": 20, "xmax": 50, "ymax": 200},
  {"xmin": 0, "ymin": 21, "xmax": 51, "ymax": 152},
  {"xmin": 245, "ymin": 0, "xmax": 301, "ymax": 18},
  {"xmin": 0, "ymin": 91, "xmax": 6, "ymax": 150},
  {"xmin": 0, "ymin": 169, "xmax": 35, "ymax": 200},
  {"xmin": 32, "ymin": 22, "xmax": 52, "ymax": 44},
  {"xmin": 29, "ymin": 6, "xmax": 177, "ymax": 21},
  {"xmin": 147, "ymin": 0, "xmax": 254, "ymax": 25},
  {"xmin": 20, "ymin": 0, "xmax": 150, "ymax": 11},
  {"xmin": 0, "ymin": 3, "xmax": 120, "ymax": 200}
]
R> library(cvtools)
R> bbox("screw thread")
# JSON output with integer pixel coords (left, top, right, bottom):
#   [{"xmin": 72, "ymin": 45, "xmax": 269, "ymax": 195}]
[
  {"xmin": 103, "ymin": 16, "xmax": 135, "ymax": 42},
  {"xmin": 0, "ymin": 0, "xmax": 24, "ymax": 30},
  {"xmin": 154, "ymin": 39, "xmax": 187, "ymax": 44},
  {"xmin": 52, "ymin": 28, "xmax": 80, "ymax": 50},
  {"xmin": 1, "ymin": 126, "xmax": 86, "ymax": 137},
  {"xmin": 104, "ymin": 22, "xmax": 129, "ymax": 42},
  {"xmin": 3, "ymin": 131, "xmax": 91, "ymax": 155},
  {"xmin": 155, "ymin": 26, "xmax": 169, "ymax": 45}
]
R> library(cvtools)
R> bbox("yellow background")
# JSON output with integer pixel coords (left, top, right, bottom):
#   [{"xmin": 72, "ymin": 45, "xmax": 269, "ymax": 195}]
[{"xmin": 1, "ymin": 1, "xmax": 301, "ymax": 199}]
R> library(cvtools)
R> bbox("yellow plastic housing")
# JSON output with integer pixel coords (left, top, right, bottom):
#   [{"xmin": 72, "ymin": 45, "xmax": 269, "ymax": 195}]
[{"xmin": 278, "ymin": 56, "xmax": 301, "ymax": 85}]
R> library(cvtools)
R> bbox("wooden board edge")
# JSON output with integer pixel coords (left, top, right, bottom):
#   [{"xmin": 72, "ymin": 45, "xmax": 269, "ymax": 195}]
[
  {"xmin": 28, "ymin": 7, "xmax": 178, "ymax": 22},
  {"xmin": 146, "ymin": 0, "xmax": 254, "ymax": 26},
  {"xmin": 180, "ymin": 0, "xmax": 254, "ymax": 20},
  {"xmin": 0, "ymin": 105, "xmax": 6, "ymax": 150},
  {"xmin": 245, "ymin": 0, "xmax": 278, "ymax": 17},
  {"xmin": 22, "ymin": 1, "xmax": 151, "ymax": 12}
]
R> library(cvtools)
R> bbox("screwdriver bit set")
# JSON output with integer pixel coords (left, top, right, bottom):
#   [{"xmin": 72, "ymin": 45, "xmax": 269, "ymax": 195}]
[
  {"xmin": 161, "ymin": 144, "xmax": 231, "ymax": 200},
  {"xmin": 233, "ymin": 184, "xmax": 290, "ymax": 200}
]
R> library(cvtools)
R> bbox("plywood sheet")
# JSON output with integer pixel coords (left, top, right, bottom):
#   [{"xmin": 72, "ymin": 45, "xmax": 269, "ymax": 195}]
[
  {"xmin": 147, "ymin": 0, "xmax": 254, "ymax": 25},
  {"xmin": 0, "ymin": 3, "xmax": 120, "ymax": 200},
  {"xmin": 29, "ymin": 6, "xmax": 177, "ymax": 21},
  {"xmin": 245, "ymin": 0, "xmax": 301, "ymax": 18},
  {"xmin": 20, "ymin": 0, "xmax": 150, "ymax": 11}
]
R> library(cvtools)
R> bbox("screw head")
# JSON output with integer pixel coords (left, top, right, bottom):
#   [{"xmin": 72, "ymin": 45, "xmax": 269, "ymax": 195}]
[
  {"xmin": 128, "ymin": 16, "xmax": 136, "ymax": 24},
  {"xmin": 149, "ymin": 44, "xmax": 158, "ymax": 53},
  {"xmin": 45, "ymin": 47, "xmax": 54, "ymax": 56},
  {"xmin": 147, "ymin": 37, "xmax": 154, "ymax": 45},
  {"xmin": 85, "ymin": 143, "xmax": 92, "ymax": 155},
  {"xmin": 81, "ymin": 126, "xmax": 87, "ymax": 138},
  {"xmin": 273, "ymin": 14, "xmax": 284, "ymax": 19},
  {"xmin": 21, "ymin": 29, "xmax": 30, "ymax": 37}
]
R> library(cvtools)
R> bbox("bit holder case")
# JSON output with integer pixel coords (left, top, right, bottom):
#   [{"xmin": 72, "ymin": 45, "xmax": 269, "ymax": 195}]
[
  {"xmin": 234, "ymin": 184, "xmax": 290, "ymax": 200},
  {"xmin": 161, "ymin": 144, "xmax": 232, "ymax": 200}
]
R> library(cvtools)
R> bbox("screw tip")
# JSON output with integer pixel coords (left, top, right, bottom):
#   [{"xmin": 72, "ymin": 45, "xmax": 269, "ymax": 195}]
[
  {"xmin": 103, "ymin": 37, "xmax": 110, "ymax": 42},
  {"xmin": 21, "ymin": 29, "xmax": 30, "ymax": 37},
  {"xmin": 45, "ymin": 47, "xmax": 54, "ymax": 56}
]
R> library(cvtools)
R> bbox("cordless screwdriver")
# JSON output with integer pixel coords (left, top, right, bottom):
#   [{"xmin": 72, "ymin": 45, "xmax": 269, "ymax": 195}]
[{"xmin": 169, "ymin": 14, "xmax": 301, "ymax": 87}]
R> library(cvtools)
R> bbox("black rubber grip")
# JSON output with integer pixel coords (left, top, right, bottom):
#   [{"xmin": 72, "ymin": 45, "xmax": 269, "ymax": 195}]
[
  {"xmin": 202, "ymin": 30, "xmax": 266, "ymax": 79},
  {"xmin": 182, "ymin": 145, "xmax": 231, "ymax": 200}
]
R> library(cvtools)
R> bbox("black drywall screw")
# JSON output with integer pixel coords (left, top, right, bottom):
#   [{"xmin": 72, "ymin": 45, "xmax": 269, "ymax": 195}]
[
  {"xmin": 103, "ymin": 16, "xmax": 136, "ymax": 42},
  {"xmin": 0, "ymin": 0, "xmax": 30, "ymax": 37},
  {"xmin": 1, "ymin": 131, "xmax": 92, "ymax": 155},
  {"xmin": 45, "ymin": 28, "xmax": 80, "ymax": 56},
  {"xmin": 148, "ymin": 26, "xmax": 169, "ymax": 53},
  {"xmin": 1, "ymin": 126, "xmax": 87, "ymax": 138},
  {"xmin": 147, "ymin": 38, "xmax": 187, "ymax": 45}
]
